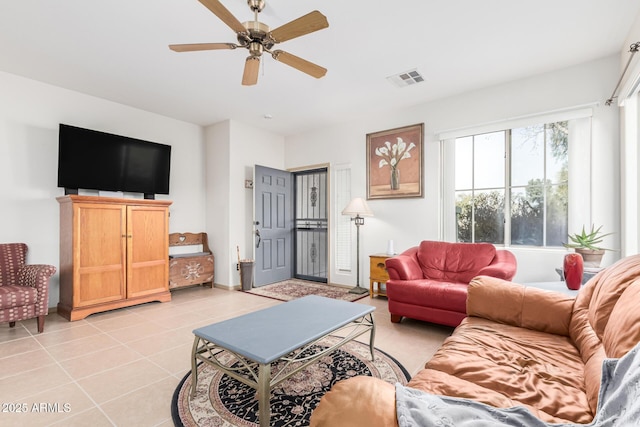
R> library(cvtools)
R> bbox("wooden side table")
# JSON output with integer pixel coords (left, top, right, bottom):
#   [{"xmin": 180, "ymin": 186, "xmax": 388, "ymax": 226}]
[{"xmin": 369, "ymin": 253, "xmax": 391, "ymax": 297}]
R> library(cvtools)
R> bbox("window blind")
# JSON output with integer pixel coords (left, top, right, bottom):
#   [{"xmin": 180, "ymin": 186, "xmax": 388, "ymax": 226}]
[{"xmin": 334, "ymin": 166, "xmax": 351, "ymax": 271}]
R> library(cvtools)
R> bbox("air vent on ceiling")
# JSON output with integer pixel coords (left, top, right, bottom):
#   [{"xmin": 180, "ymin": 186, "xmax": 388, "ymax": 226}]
[{"xmin": 386, "ymin": 69, "xmax": 425, "ymax": 88}]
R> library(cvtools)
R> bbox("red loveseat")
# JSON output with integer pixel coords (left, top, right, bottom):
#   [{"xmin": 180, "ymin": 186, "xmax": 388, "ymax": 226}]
[{"xmin": 385, "ymin": 240, "xmax": 516, "ymax": 327}]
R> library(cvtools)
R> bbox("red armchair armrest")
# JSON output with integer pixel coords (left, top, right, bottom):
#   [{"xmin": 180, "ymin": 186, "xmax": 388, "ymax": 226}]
[
  {"xmin": 385, "ymin": 248, "xmax": 422, "ymax": 280},
  {"xmin": 476, "ymin": 250, "xmax": 517, "ymax": 281}
]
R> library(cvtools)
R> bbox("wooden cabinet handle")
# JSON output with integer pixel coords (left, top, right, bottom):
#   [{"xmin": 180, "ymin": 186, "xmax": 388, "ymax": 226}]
[{"xmin": 377, "ymin": 262, "xmax": 386, "ymax": 269}]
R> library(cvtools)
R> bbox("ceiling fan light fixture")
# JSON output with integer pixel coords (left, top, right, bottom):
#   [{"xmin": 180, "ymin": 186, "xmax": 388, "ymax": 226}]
[
  {"xmin": 386, "ymin": 69, "xmax": 425, "ymax": 88},
  {"xmin": 249, "ymin": 41, "xmax": 264, "ymax": 56}
]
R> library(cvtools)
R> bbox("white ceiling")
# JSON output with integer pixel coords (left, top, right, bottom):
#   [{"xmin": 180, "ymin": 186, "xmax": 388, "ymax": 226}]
[{"xmin": 1, "ymin": 0, "xmax": 639, "ymax": 136}]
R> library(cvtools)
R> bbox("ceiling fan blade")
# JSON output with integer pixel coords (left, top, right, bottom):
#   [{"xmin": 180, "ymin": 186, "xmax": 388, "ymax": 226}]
[
  {"xmin": 169, "ymin": 43, "xmax": 236, "ymax": 52},
  {"xmin": 268, "ymin": 10, "xmax": 329, "ymax": 43},
  {"xmin": 242, "ymin": 56, "xmax": 260, "ymax": 86},
  {"xmin": 198, "ymin": 0, "xmax": 246, "ymax": 34},
  {"xmin": 272, "ymin": 50, "xmax": 327, "ymax": 79}
]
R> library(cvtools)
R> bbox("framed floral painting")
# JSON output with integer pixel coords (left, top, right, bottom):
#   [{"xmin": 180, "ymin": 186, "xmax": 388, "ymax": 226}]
[{"xmin": 366, "ymin": 123, "xmax": 424, "ymax": 199}]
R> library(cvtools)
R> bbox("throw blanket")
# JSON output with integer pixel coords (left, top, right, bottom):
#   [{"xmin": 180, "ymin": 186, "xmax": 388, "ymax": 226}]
[{"xmin": 396, "ymin": 341, "xmax": 640, "ymax": 426}]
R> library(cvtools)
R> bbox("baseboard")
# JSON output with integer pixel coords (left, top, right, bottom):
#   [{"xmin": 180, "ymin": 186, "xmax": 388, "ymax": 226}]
[
  {"xmin": 48, "ymin": 284, "xmax": 240, "ymax": 312},
  {"xmin": 213, "ymin": 283, "xmax": 240, "ymax": 291}
]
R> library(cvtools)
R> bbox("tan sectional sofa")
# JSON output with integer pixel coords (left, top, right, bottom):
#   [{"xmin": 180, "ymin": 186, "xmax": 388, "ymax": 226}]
[{"xmin": 310, "ymin": 254, "xmax": 640, "ymax": 426}]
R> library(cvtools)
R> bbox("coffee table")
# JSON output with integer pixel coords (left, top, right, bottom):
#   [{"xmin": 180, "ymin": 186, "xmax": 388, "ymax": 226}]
[{"xmin": 190, "ymin": 295, "xmax": 376, "ymax": 426}]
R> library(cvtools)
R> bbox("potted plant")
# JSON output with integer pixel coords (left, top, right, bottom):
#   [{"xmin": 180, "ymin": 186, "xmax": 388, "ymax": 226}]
[{"xmin": 564, "ymin": 225, "xmax": 613, "ymax": 268}]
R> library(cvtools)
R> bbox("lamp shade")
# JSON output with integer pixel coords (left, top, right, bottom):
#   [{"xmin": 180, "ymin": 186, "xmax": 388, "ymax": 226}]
[{"xmin": 342, "ymin": 197, "xmax": 374, "ymax": 217}]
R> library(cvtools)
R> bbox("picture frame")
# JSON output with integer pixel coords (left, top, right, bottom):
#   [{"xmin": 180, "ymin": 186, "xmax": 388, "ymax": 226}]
[{"xmin": 366, "ymin": 123, "xmax": 424, "ymax": 199}]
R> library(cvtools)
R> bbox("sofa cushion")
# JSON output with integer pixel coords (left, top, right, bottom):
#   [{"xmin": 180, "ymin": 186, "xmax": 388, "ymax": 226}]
[
  {"xmin": 411, "ymin": 316, "xmax": 592, "ymax": 424},
  {"xmin": 388, "ymin": 279, "xmax": 468, "ymax": 312},
  {"xmin": 467, "ymin": 277, "xmax": 574, "ymax": 336},
  {"xmin": 417, "ymin": 241, "xmax": 496, "ymax": 283},
  {"xmin": 0, "ymin": 285, "xmax": 38, "ymax": 309},
  {"xmin": 568, "ymin": 255, "xmax": 640, "ymax": 413},
  {"xmin": 604, "ymin": 281, "xmax": 640, "ymax": 358},
  {"xmin": 584, "ymin": 255, "xmax": 640, "ymax": 358}
]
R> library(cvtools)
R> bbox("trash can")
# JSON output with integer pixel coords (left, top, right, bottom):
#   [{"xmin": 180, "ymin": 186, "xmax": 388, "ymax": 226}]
[{"xmin": 240, "ymin": 260, "xmax": 255, "ymax": 291}]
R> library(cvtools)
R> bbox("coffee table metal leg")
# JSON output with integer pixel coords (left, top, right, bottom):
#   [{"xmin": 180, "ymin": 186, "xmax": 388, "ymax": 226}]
[
  {"xmin": 190, "ymin": 336, "xmax": 200, "ymax": 398},
  {"xmin": 257, "ymin": 363, "xmax": 271, "ymax": 427},
  {"xmin": 368, "ymin": 314, "xmax": 376, "ymax": 360}
]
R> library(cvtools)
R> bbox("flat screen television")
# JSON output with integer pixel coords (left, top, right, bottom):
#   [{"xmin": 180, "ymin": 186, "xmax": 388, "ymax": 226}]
[{"xmin": 57, "ymin": 124, "xmax": 171, "ymax": 198}]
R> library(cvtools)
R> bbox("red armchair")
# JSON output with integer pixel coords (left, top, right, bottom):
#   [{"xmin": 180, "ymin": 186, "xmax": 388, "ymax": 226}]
[
  {"xmin": 0, "ymin": 243, "xmax": 56, "ymax": 333},
  {"xmin": 385, "ymin": 240, "xmax": 516, "ymax": 327}
]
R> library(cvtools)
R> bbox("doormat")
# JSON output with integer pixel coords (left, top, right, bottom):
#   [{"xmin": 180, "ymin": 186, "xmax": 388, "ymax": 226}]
[
  {"xmin": 171, "ymin": 335, "xmax": 410, "ymax": 427},
  {"xmin": 245, "ymin": 279, "xmax": 368, "ymax": 302}
]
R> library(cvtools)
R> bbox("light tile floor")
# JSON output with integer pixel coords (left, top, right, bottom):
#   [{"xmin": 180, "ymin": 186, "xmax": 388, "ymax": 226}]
[{"xmin": 0, "ymin": 286, "xmax": 453, "ymax": 426}]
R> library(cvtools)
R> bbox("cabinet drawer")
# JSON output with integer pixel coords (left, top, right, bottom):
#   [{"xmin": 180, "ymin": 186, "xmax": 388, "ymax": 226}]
[
  {"xmin": 369, "ymin": 256, "xmax": 390, "ymax": 282},
  {"xmin": 169, "ymin": 254, "xmax": 214, "ymax": 289}
]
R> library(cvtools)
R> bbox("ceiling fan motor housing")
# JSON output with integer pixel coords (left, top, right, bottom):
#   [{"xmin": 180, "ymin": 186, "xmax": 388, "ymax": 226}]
[{"xmin": 238, "ymin": 21, "xmax": 274, "ymax": 50}]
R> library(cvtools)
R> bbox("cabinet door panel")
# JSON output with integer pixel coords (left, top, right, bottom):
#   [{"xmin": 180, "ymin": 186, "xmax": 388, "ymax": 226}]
[
  {"xmin": 127, "ymin": 205, "xmax": 169, "ymax": 298},
  {"xmin": 74, "ymin": 203, "xmax": 126, "ymax": 307}
]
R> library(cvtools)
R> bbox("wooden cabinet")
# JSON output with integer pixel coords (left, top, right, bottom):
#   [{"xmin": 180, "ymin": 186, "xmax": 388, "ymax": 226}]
[
  {"xmin": 57, "ymin": 195, "xmax": 172, "ymax": 321},
  {"xmin": 369, "ymin": 253, "xmax": 391, "ymax": 297}
]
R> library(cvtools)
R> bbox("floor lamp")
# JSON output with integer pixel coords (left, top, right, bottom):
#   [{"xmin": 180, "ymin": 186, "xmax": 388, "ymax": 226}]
[{"xmin": 342, "ymin": 197, "xmax": 373, "ymax": 294}]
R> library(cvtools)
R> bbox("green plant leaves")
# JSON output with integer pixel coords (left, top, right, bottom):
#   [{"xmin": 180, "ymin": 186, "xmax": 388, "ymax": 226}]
[{"xmin": 564, "ymin": 224, "xmax": 613, "ymax": 251}]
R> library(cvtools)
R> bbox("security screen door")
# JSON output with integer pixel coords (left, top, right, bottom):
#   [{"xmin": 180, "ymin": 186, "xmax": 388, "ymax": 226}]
[{"xmin": 294, "ymin": 169, "xmax": 328, "ymax": 282}]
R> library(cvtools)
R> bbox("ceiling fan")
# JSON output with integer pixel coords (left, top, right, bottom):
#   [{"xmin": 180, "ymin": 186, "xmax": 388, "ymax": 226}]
[{"xmin": 170, "ymin": 0, "xmax": 329, "ymax": 86}]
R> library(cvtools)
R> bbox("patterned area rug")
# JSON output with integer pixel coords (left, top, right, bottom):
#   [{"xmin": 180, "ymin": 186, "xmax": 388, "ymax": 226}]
[
  {"xmin": 171, "ymin": 335, "xmax": 410, "ymax": 427},
  {"xmin": 245, "ymin": 279, "xmax": 368, "ymax": 302}
]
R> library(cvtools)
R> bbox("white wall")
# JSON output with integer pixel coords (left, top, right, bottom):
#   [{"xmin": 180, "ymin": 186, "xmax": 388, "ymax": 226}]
[
  {"xmin": 204, "ymin": 121, "xmax": 232, "ymax": 287},
  {"xmin": 204, "ymin": 119, "xmax": 285, "ymax": 288},
  {"xmin": 284, "ymin": 55, "xmax": 621, "ymax": 284},
  {"xmin": 0, "ymin": 71, "xmax": 206, "ymax": 308}
]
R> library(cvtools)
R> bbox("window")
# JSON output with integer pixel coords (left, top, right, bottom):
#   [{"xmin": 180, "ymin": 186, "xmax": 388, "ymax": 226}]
[
  {"xmin": 455, "ymin": 121, "xmax": 568, "ymax": 247},
  {"xmin": 621, "ymin": 88, "xmax": 640, "ymax": 256}
]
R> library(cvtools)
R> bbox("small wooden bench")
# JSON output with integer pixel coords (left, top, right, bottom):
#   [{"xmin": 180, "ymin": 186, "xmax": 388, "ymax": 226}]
[{"xmin": 169, "ymin": 232, "xmax": 214, "ymax": 290}]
